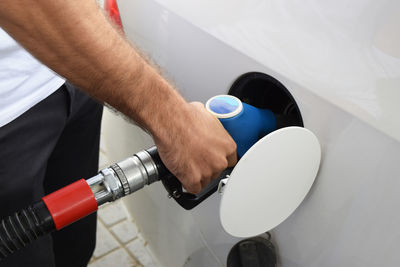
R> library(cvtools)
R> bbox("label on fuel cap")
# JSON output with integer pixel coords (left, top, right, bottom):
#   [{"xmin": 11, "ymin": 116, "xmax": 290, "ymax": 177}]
[{"xmin": 206, "ymin": 95, "xmax": 243, "ymax": 119}]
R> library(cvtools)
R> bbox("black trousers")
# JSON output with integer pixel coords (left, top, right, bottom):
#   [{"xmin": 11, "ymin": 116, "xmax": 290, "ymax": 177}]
[{"xmin": 0, "ymin": 83, "xmax": 103, "ymax": 267}]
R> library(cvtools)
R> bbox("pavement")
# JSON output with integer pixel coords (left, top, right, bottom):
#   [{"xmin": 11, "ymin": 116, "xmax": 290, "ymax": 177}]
[{"xmin": 88, "ymin": 200, "xmax": 160, "ymax": 267}]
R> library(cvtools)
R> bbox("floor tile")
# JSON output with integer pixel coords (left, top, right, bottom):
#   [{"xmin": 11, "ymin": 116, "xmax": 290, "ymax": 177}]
[
  {"xmin": 98, "ymin": 201, "xmax": 128, "ymax": 226},
  {"xmin": 126, "ymin": 239, "xmax": 157, "ymax": 267},
  {"xmin": 89, "ymin": 248, "xmax": 137, "ymax": 267},
  {"xmin": 111, "ymin": 220, "xmax": 139, "ymax": 244},
  {"xmin": 93, "ymin": 222, "xmax": 120, "ymax": 258}
]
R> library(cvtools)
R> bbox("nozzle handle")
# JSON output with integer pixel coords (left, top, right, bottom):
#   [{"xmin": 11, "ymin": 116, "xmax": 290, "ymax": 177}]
[{"xmin": 146, "ymin": 147, "xmax": 230, "ymax": 210}]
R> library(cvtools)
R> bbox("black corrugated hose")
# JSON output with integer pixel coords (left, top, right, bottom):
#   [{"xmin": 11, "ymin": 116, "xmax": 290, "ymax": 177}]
[{"xmin": 0, "ymin": 201, "xmax": 55, "ymax": 260}]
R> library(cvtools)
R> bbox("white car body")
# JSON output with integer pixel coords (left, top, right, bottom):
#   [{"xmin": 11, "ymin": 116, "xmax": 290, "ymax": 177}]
[{"xmin": 101, "ymin": 0, "xmax": 400, "ymax": 266}]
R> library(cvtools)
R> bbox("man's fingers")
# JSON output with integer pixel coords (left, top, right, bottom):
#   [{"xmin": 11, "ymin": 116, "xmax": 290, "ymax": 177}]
[
  {"xmin": 227, "ymin": 150, "xmax": 238, "ymax": 167},
  {"xmin": 183, "ymin": 180, "xmax": 202, "ymax": 195},
  {"xmin": 156, "ymin": 101, "xmax": 239, "ymax": 197}
]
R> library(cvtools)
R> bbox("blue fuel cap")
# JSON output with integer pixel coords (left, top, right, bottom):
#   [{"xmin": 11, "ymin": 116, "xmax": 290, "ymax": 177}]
[
  {"xmin": 206, "ymin": 94, "xmax": 277, "ymax": 157},
  {"xmin": 206, "ymin": 95, "xmax": 243, "ymax": 119}
]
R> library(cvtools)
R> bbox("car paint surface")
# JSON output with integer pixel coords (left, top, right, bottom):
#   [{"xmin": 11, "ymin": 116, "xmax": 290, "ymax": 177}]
[{"xmin": 100, "ymin": 0, "xmax": 400, "ymax": 266}]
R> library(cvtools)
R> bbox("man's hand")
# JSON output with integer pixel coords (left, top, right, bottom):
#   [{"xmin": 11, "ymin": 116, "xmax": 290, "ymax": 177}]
[
  {"xmin": 155, "ymin": 102, "xmax": 237, "ymax": 194},
  {"xmin": 0, "ymin": 0, "xmax": 237, "ymax": 193}
]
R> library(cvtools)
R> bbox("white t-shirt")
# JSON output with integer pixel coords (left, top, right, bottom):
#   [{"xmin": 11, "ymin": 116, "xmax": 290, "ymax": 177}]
[{"xmin": 0, "ymin": 28, "xmax": 65, "ymax": 127}]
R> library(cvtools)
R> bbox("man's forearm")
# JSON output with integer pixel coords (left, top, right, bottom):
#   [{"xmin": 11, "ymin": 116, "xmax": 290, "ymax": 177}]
[
  {"xmin": 0, "ymin": 0, "xmax": 186, "ymax": 139},
  {"xmin": 0, "ymin": 0, "xmax": 237, "ymax": 194}
]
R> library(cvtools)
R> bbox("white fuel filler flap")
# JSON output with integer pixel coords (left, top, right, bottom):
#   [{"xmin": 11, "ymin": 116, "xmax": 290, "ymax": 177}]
[{"xmin": 206, "ymin": 95, "xmax": 321, "ymax": 237}]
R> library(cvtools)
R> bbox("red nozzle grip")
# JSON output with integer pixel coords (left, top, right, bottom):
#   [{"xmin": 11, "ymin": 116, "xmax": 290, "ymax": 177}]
[{"xmin": 42, "ymin": 179, "xmax": 98, "ymax": 230}]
